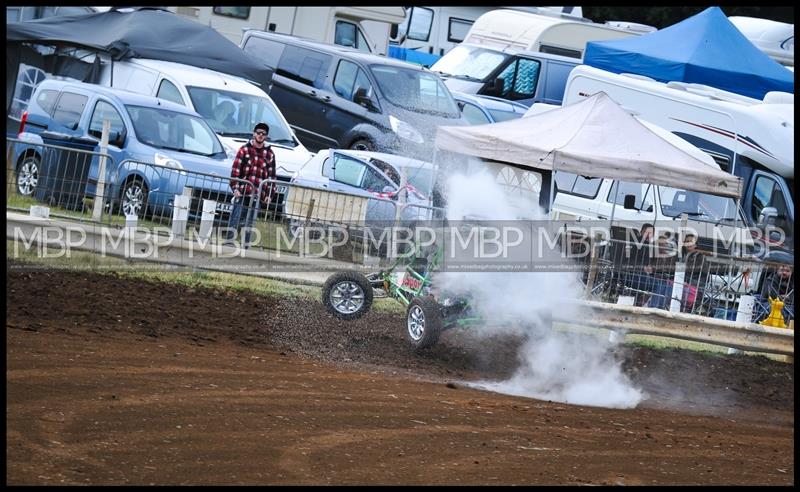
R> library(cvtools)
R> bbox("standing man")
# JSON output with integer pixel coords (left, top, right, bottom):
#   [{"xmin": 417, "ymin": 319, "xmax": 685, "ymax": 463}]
[{"xmin": 224, "ymin": 122, "xmax": 276, "ymax": 247}]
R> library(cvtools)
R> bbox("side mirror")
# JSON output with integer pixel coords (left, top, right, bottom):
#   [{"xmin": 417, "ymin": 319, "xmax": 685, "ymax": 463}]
[
  {"xmin": 643, "ymin": 201, "xmax": 653, "ymax": 213},
  {"xmin": 457, "ymin": 101, "xmax": 465, "ymax": 112},
  {"xmin": 483, "ymin": 77, "xmax": 505, "ymax": 97},
  {"xmin": 758, "ymin": 206, "xmax": 778, "ymax": 227},
  {"xmin": 623, "ymin": 194, "xmax": 637, "ymax": 210},
  {"xmin": 390, "ymin": 23, "xmax": 398, "ymax": 39},
  {"xmin": 110, "ymin": 130, "xmax": 125, "ymax": 148},
  {"xmin": 353, "ymin": 88, "xmax": 378, "ymax": 112}
]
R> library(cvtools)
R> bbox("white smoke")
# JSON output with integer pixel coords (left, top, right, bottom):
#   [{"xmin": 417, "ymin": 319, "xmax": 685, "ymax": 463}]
[{"xmin": 437, "ymin": 164, "xmax": 644, "ymax": 409}]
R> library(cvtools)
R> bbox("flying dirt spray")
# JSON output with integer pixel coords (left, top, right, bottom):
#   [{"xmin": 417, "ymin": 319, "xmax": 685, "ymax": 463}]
[{"xmin": 436, "ymin": 165, "xmax": 644, "ymax": 409}]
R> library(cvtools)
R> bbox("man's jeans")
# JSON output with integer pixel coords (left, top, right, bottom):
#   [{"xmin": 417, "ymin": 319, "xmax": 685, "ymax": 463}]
[
  {"xmin": 225, "ymin": 195, "xmax": 256, "ymax": 247},
  {"xmin": 624, "ymin": 272, "xmax": 673, "ymax": 309}
]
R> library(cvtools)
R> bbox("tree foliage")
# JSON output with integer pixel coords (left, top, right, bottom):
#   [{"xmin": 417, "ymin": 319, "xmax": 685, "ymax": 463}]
[{"xmin": 582, "ymin": 6, "xmax": 794, "ymax": 29}]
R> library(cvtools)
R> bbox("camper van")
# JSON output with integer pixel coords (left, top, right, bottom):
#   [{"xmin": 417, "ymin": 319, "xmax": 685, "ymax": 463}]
[
  {"xmin": 168, "ymin": 6, "xmax": 405, "ymax": 56},
  {"xmin": 561, "ymin": 65, "xmax": 794, "ymax": 250},
  {"xmin": 386, "ymin": 6, "xmax": 585, "ymax": 67},
  {"xmin": 729, "ymin": 16, "xmax": 794, "ymax": 68},
  {"xmin": 96, "ymin": 58, "xmax": 313, "ymax": 181},
  {"xmin": 428, "ymin": 9, "xmax": 640, "ymax": 106}
]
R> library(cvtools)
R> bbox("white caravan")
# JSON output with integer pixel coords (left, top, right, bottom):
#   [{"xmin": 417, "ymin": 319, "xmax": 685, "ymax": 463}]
[
  {"xmin": 388, "ymin": 6, "xmax": 585, "ymax": 62},
  {"xmin": 168, "ymin": 6, "xmax": 405, "ymax": 56},
  {"xmin": 559, "ymin": 65, "xmax": 794, "ymax": 249},
  {"xmin": 729, "ymin": 16, "xmax": 794, "ymax": 68},
  {"xmin": 97, "ymin": 58, "xmax": 313, "ymax": 180}
]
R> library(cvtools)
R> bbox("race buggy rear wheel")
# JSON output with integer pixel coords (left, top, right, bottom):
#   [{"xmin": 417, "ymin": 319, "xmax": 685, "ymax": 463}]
[
  {"xmin": 322, "ymin": 271, "xmax": 373, "ymax": 320},
  {"xmin": 406, "ymin": 296, "xmax": 442, "ymax": 350}
]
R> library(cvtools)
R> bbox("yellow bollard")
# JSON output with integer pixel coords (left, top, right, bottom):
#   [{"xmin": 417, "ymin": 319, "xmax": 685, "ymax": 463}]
[{"xmin": 759, "ymin": 297, "xmax": 787, "ymax": 328}]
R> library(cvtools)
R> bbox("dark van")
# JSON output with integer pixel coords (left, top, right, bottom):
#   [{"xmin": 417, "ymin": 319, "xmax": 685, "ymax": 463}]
[{"xmin": 240, "ymin": 30, "xmax": 467, "ymax": 160}]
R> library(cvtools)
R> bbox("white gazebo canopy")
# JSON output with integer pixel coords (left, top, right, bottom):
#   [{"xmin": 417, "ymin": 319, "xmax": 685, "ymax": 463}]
[{"xmin": 435, "ymin": 92, "xmax": 742, "ymax": 199}]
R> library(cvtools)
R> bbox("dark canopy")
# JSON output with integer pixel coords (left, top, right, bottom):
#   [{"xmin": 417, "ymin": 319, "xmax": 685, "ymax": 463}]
[
  {"xmin": 6, "ymin": 7, "xmax": 273, "ymax": 87},
  {"xmin": 583, "ymin": 7, "xmax": 794, "ymax": 100}
]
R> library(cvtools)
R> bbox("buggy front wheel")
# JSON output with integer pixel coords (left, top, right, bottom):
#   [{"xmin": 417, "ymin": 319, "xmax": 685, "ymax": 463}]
[
  {"xmin": 406, "ymin": 296, "xmax": 442, "ymax": 350},
  {"xmin": 322, "ymin": 271, "xmax": 373, "ymax": 320}
]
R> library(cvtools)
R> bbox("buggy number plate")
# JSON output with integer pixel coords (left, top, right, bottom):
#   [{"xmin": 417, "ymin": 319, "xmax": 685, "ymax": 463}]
[{"xmin": 401, "ymin": 274, "xmax": 421, "ymax": 290}]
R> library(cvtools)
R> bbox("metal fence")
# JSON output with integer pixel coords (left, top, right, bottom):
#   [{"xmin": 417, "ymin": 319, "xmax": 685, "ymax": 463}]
[{"xmin": 582, "ymin": 235, "xmax": 794, "ymax": 325}]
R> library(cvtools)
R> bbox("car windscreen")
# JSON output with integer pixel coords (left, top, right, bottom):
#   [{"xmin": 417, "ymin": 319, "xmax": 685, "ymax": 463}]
[
  {"xmin": 186, "ymin": 86, "xmax": 296, "ymax": 147},
  {"xmin": 369, "ymin": 64, "xmax": 460, "ymax": 117},
  {"xmin": 126, "ymin": 105, "xmax": 224, "ymax": 157},
  {"xmin": 430, "ymin": 45, "xmax": 510, "ymax": 82},
  {"xmin": 658, "ymin": 186, "xmax": 741, "ymax": 225}
]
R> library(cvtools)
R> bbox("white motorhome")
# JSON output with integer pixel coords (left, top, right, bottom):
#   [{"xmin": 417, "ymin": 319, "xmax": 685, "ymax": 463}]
[
  {"xmin": 463, "ymin": 8, "xmax": 639, "ymax": 60},
  {"xmin": 168, "ymin": 6, "xmax": 405, "ymax": 56},
  {"xmin": 387, "ymin": 6, "xmax": 585, "ymax": 64},
  {"xmin": 729, "ymin": 16, "xmax": 794, "ymax": 67},
  {"xmin": 561, "ymin": 65, "xmax": 794, "ymax": 249},
  {"xmin": 97, "ymin": 58, "xmax": 313, "ymax": 180}
]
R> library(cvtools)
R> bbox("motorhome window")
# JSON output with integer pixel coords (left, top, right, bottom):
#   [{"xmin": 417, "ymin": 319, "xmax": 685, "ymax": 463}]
[
  {"xmin": 494, "ymin": 58, "xmax": 541, "ymax": 99},
  {"xmin": 460, "ymin": 102, "xmax": 491, "ymax": 125},
  {"xmin": 10, "ymin": 66, "xmax": 48, "ymax": 118},
  {"xmin": 447, "ymin": 17, "xmax": 473, "ymax": 43},
  {"xmin": 407, "ymin": 7, "xmax": 434, "ymax": 42},
  {"xmin": 126, "ymin": 105, "xmax": 224, "ymax": 156},
  {"xmin": 35, "ymin": 89, "xmax": 59, "ymax": 116},
  {"xmin": 554, "ymin": 171, "xmax": 601, "ymax": 198},
  {"xmin": 539, "ymin": 45, "xmax": 582, "ymax": 59},
  {"xmin": 332, "ymin": 154, "xmax": 367, "ymax": 187},
  {"xmin": 370, "ymin": 64, "xmax": 459, "ymax": 117},
  {"xmin": 88, "ymin": 101, "xmax": 125, "ymax": 140},
  {"xmin": 432, "ymin": 45, "xmax": 509, "ymax": 82},
  {"xmin": 212, "ymin": 7, "xmax": 249, "ymax": 20},
  {"xmin": 186, "ymin": 86, "xmax": 295, "ymax": 145},
  {"xmin": 607, "ymin": 180, "xmax": 650, "ymax": 209},
  {"xmin": 658, "ymin": 187, "xmax": 739, "ymax": 224},
  {"xmin": 243, "ymin": 36, "xmax": 284, "ymax": 69},
  {"xmin": 751, "ymin": 175, "xmax": 789, "ymax": 224},
  {"xmin": 701, "ymin": 149, "xmax": 731, "ymax": 172},
  {"xmin": 334, "ymin": 21, "xmax": 370, "ymax": 53},
  {"xmin": 52, "ymin": 92, "xmax": 88, "ymax": 130},
  {"xmin": 156, "ymin": 80, "xmax": 184, "ymax": 106},
  {"xmin": 276, "ymin": 46, "xmax": 331, "ymax": 89}
]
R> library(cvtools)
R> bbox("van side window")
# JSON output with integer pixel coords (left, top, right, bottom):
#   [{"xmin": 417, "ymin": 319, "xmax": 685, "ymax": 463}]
[
  {"xmin": 540, "ymin": 45, "xmax": 582, "ymax": 59},
  {"xmin": 607, "ymin": 180, "xmax": 652, "ymax": 209},
  {"xmin": 88, "ymin": 100, "xmax": 126, "ymax": 142},
  {"xmin": 36, "ymin": 89, "xmax": 60, "ymax": 116},
  {"xmin": 460, "ymin": 102, "xmax": 490, "ymax": 125},
  {"xmin": 52, "ymin": 91, "xmax": 88, "ymax": 130},
  {"xmin": 333, "ymin": 60, "xmax": 374, "ymax": 103},
  {"xmin": 243, "ymin": 36, "xmax": 285, "ymax": 69},
  {"xmin": 212, "ymin": 7, "xmax": 250, "ymax": 19},
  {"xmin": 555, "ymin": 171, "xmax": 601, "ymax": 199},
  {"xmin": 495, "ymin": 58, "xmax": 541, "ymax": 100},
  {"xmin": 335, "ymin": 21, "xmax": 370, "ymax": 52},
  {"xmin": 157, "ymin": 79, "xmax": 184, "ymax": 106},
  {"xmin": 276, "ymin": 46, "xmax": 332, "ymax": 89}
]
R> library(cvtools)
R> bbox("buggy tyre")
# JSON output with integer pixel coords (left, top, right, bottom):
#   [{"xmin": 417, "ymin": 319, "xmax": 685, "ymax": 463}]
[
  {"xmin": 406, "ymin": 296, "xmax": 442, "ymax": 350},
  {"xmin": 322, "ymin": 271, "xmax": 373, "ymax": 320}
]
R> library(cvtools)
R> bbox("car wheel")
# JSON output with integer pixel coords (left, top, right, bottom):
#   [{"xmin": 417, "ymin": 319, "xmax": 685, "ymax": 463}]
[
  {"xmin": 349, "ymin": 138, "xmax": 376, "ymax": 152},
  {"xmin": 322, "ymin": 271, "xmax": 374, "ymax": 320},
  {"xmin": 406, "ymin": 296, "xmax": 443, "ymax": 350},
  {"xmin": 16, "ymin": 154, "xmax": 40, "ymax": 196},
  {"xmin": 120, "ymin": 177, "xmax": 148, "ymax": 218}
]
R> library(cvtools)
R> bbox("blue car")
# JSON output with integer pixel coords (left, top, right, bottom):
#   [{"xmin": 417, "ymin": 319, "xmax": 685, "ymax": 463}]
[
  {"xmin": 452, "ymin": 91, "xmax": 528, "ymax": 125},
  {"xmin": 10, "ymin": 79, "xmax": 234, "ymax": 220}
]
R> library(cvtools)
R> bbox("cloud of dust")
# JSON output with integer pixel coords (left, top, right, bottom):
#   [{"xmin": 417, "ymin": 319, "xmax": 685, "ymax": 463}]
[{"xmin": 436, "ymin": 166, "xmax": 645, "ymax": 409}]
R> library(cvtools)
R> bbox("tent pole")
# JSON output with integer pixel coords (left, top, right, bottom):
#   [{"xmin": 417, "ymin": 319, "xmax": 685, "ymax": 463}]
[
  {"xmin": 548, "ymin": 150, "xmax": 556, "ymax": 218},
  {"xmin": 609, "ymin": 180, "xmax": 620, "ymax": 227}
]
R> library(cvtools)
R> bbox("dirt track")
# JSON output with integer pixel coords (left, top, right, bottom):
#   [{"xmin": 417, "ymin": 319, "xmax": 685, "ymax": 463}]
[{"xmin": 6, "ymin": 265, "xmax": 795, "ymax": 485}]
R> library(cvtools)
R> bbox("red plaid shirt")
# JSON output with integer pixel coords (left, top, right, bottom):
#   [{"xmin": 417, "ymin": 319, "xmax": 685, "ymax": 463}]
[{"xmin": 229, "ymin": 141, "xmax": 276, "ymax": 201}]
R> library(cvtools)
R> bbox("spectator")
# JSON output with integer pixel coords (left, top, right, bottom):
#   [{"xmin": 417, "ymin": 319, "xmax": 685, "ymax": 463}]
[
  {"xmin": 224, "ymin": 122, "xmax": 277, "ymax": 248},
  {"xmin": 757, "ymin": 262, "xmax": 794, "ymax": 323},
  {"xmin": 624, "ymin": 223, "xmax": 672, "ymax": 309},
  {"xmin": 680, "ymin": 233, "xmax": 708, "ymax": 312}
]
